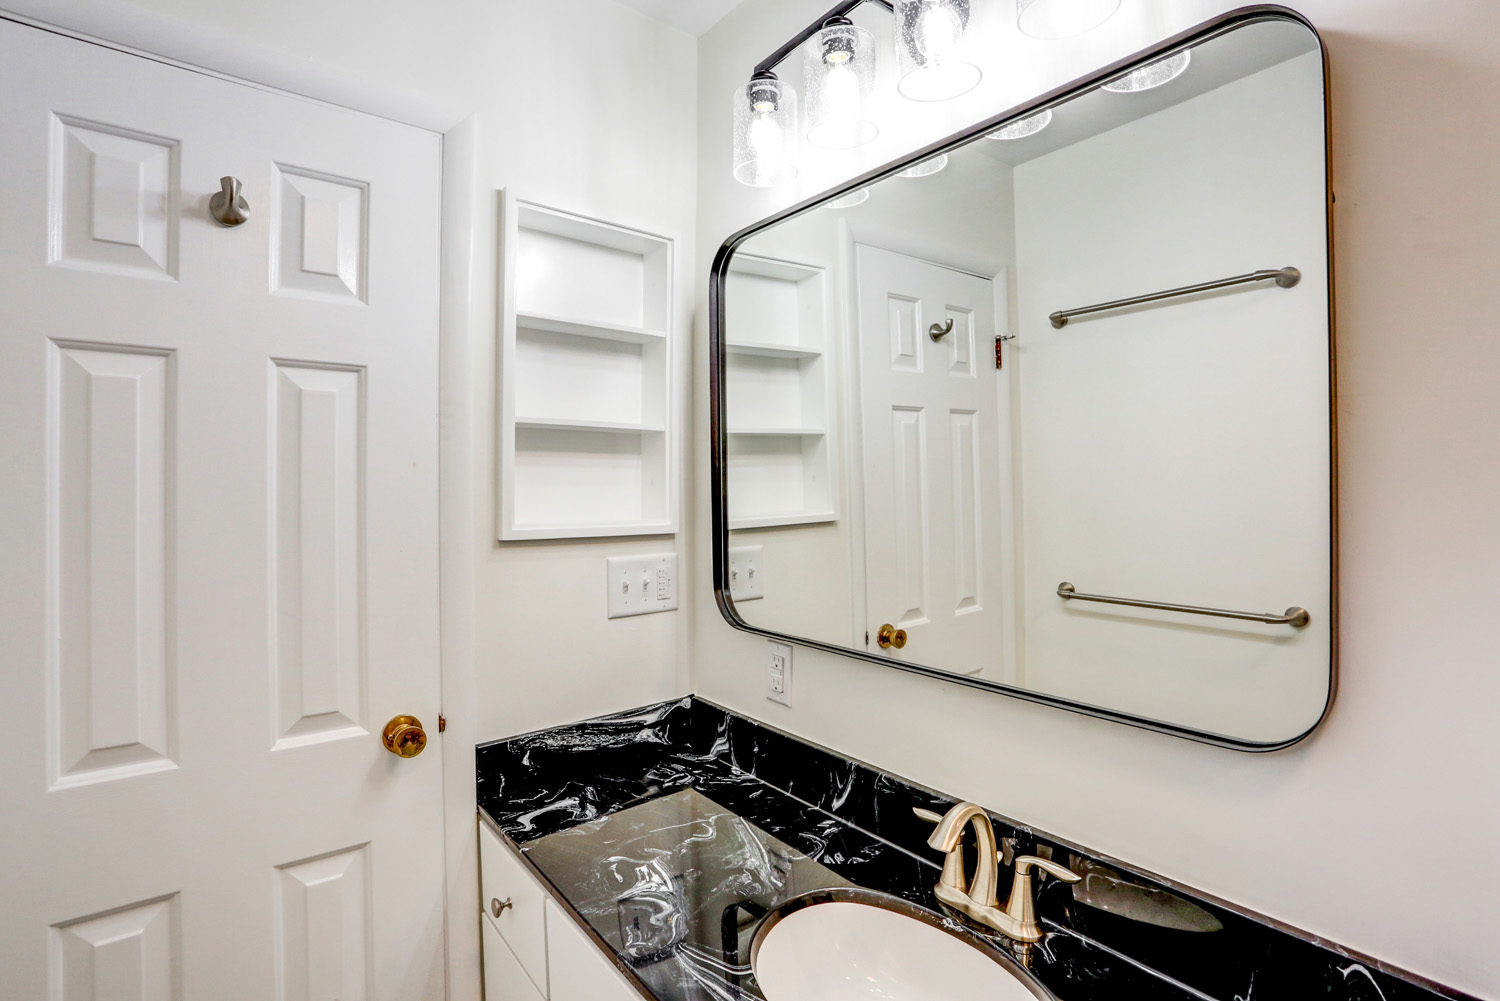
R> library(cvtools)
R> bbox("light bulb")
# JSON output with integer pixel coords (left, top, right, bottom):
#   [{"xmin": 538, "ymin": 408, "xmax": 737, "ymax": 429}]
[
  {"xmin": 748, "ymin": 113, "xmax": 784, "ymax": 167},
  {"xmin": 895, "ymin": 0, "xmax": 979, "ymax": 102},
  {"xmin": 733, "ymin": 72, "xmax": 798, "ymax": 186},
  {"xmin": 822, "ymin": 62, "xmax": 860, "ymax": 119},
  {"xmin": 916, "ymin": 4, "xmax": 962, "ymax": 65},
  {"xmin": 805, "ymin": 17, "xmax": 878, "ymax": 149}
]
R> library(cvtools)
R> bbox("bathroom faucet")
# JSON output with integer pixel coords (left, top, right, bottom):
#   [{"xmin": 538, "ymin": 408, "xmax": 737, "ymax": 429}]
[{"xmin": 915, "ymin": 803, "xmax": 1082, "ymax": 943}]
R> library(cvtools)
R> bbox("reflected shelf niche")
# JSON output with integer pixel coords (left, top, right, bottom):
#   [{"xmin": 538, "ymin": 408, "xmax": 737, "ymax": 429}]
[
  {"xmin": 499, "ymin": 194, "xmax": 676, "ymax": 540},
  {"xmin": 725, "ymin": 252, "xmax": 837, "ymax": 530}
]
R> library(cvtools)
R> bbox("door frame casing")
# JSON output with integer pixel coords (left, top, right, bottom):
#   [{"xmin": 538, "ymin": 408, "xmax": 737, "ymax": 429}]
[{"xmin": 0, "ymin": 9, "xmax": 485, "ymax": 998}]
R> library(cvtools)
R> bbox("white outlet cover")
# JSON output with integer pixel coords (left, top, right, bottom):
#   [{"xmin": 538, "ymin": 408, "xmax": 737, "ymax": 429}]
[
  {"xmin": 766, "ymin": 640, "xmax": 792, "ymax": 706},
  {"xmin": 729, "ymin": 545, "xmax": 764, "ymax": 601},
  {"xmin": 606, "ymin": 553, "xmax": 679, "ymax": 618}
]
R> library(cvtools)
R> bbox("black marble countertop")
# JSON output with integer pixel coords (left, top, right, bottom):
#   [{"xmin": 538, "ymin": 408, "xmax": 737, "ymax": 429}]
[{"xmin": 477, "ymin": 697, "xmax": 1474, "ymax": 1001}]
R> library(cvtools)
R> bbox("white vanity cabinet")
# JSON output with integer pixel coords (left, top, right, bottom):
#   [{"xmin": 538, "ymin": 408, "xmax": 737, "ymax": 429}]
[{"xmin": 479, "ymin": 821, "xmax": 640, "ymax": 1001}]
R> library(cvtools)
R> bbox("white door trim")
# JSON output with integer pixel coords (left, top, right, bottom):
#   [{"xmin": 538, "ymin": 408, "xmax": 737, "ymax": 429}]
[{"xmin": 0, "ymin": 10, "xmax": 485, "ymax": 998}]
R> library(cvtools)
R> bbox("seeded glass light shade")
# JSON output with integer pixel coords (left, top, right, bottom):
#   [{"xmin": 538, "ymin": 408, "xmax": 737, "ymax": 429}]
[
  {"xmin": 1015, "ymin": 0, "xmax": 1120, "ymax": 39},
  {"xmin": 805, "ymin": 18, "xmax": 878, "ymax": 149},
  {"xmin": 988, "ymin": 109, "xmax": 1052, "ymax": 140},
  {"xmin": 895, "ymin": 0, "xmax": 980, "ymax": 102},
  {"xmin": 826, "ymin": 188, "xmax": 871, "ymax": 208},
  {"xmin": 733, "ymin": 73, "xmax": 799, "ymax": 187},
  {"xmin": 899, "ymin": 153, "xmax": 948, "ymax": 177},
  {"xmin": 1102, "ymin": 50, "xmax": 1191, "ymax": 92}
]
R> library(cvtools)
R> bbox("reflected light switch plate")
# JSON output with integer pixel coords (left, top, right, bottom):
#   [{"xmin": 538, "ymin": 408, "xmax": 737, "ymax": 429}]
[{"xmin": 729, "ymin": 545, "xmax": 764, "ymax": 601}]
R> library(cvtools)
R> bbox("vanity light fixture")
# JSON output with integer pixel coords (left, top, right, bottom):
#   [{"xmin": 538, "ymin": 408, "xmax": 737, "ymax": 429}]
[
  {"xmin": 1102, "ymin": 49, "xmax": 1191, "ymax": 92},
  {"xmin": 826, "ymin": 187, "xmax": 872, "ymax": 208},
  {"xmin": 733, "ymin": 71, "xmax": 799, "ymax": 187},
  {"xmin": 895, "ymin": 0, "xmax": 981, "ymax": 101},
  {"xmin": 805, "ymin": 16, "xmax": 879, "ymax": 149},
  {"xmin": 1015, "ymin": 0, "xmax": 1120, "ymax": 39},
  {"xmin": 988, "ymin": 108, "xmax": 1053, "ymax": 139},
  {"xmin": 733, "ymin": 0, "xmax": 989, "ymax": 186},
  {"xmin": 898, "ymin": 153, "xmax": 949, "ymax": 177}
]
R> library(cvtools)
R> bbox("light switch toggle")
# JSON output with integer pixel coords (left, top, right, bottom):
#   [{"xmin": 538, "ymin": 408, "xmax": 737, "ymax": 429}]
[{"xmin": 607, "ymin": 554, "xmax": 679, "ymax": 618}]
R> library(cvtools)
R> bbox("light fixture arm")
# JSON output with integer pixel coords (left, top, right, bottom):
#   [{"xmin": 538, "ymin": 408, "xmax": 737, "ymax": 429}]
[{"xmin": 751, "ymin": 0, "xmax": 894, "ymax": 77}]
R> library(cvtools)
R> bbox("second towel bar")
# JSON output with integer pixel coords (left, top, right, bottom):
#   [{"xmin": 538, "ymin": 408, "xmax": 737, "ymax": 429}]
[
  {"xmin": 1049, "ymin": 266, "xmax": 1300, "ymax": 328},
  {"xmin": 1057, "ymin": 582, "xmax": 1310, "ymax": 628}
]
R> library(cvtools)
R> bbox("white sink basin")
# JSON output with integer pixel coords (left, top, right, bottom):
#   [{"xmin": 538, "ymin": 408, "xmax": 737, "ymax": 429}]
[{"xmin": 751, "ymin": 891, "xmax": 1050, "ymax": 1001}]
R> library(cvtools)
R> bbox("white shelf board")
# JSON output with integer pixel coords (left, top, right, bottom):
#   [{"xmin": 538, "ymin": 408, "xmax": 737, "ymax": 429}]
[
  {"xmin": 517, "ymin": 310, "xmax": 666, "ymax": 344},
  {"xmin": 515, "ymin": 416, "xmax": 664, "ymax": 434},
  {"xmin": 726, "ymin": 340, "xmax": 822, "ymax": 360},
  {"xmin": 727, "ymin": 253, "xmax": 825, "ymax": 283},
  {"xmin": 506, "ymin": 519, "xmax": 676, "ymax": 540},
  {"xmin": 729, "ymin": 511, "xmax": 838, "ymax": 530},
  {"xmin": 728, "ymin": 427, "xmax": 826, "ymax": 436}
]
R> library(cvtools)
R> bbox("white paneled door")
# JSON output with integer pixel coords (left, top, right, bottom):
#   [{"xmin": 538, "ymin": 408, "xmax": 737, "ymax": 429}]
[
  {"xmin": 856, "ymin": 245, "xmax": 1010, "ymax": 681},
  {"xmin": 0, "ymin": 20, "xmax": 446, "ymax": 1001}
]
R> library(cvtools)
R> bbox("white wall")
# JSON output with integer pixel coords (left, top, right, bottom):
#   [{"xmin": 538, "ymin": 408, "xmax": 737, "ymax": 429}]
[{"xmin": 694, "ymin": 1, "xmax": 1500, "ymax": 996}]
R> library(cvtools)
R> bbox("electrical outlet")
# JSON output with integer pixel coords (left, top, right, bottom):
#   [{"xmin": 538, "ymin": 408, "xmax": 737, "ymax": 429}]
[
  {"xmin": 728, "ymin": 545, "xmax": 764, "ymax": 601},
  {"xmin": 766, "ymin": 641, "xmax": 792, "ymax": 706},
  {"xmin": 606, "ymin": 553, "xmax": 679, "ymax": 618}
]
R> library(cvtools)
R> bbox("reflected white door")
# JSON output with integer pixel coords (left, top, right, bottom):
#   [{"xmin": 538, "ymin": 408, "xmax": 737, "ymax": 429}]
[
  {"xmin": 855, "ymin": 245, "xmax": 1010, "ymax": 679},
  {"xmin": 0, "ymin": 20, "xmax": 446, "ymax": 1000}
]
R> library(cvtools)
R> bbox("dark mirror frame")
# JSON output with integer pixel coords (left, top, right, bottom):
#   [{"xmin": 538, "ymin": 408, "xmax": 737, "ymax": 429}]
[{"xmin": 710, "ymin": 5, "xmax": 1336, "ymax": 751}]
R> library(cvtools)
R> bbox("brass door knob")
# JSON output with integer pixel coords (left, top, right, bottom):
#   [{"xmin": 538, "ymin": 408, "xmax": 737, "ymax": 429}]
[
  {"xmin": 382, "ymin": 715, "xmax": 427, "ymax": 757},
  {"xmin": 876, "ymin": 624, "xmax": 908, "ymax": 650}
]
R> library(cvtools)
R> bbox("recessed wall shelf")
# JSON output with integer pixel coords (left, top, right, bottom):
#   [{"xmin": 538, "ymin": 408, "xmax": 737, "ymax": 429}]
[
  {"xmin": 728, "ymin": 427, "xmax": 826, "ymax": 436},
  {"xmin": 516, "ymin": 417, "xmax": 666, "ymax": 434},
  {"xmin": 724, "ymin": 253, "xmax": 836, "ymax": 531},
  {"xmin": 499, "ymin": 195, "xmax": 676, "ymax": 540},
  {"xmin": 726, "ymin": 341, "xmax": 822, "ymax": 360},
  {"xmin": 516, "ymin": 310, "xmax": 666, "ymax": 344}
]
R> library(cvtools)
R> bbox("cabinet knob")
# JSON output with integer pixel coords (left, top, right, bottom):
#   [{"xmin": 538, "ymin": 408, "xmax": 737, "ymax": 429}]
[
  {"xmin": 382, "ymin": 715, "xmax": 427, "ymax": 757},
  {"xmin": 491, "ymin": 897, "xmax": 513, "ymax": 919}
]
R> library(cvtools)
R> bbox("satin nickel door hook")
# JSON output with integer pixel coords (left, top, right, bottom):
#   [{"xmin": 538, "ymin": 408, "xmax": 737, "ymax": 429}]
[
  {"xmin": 928, "ymin": 318, "xmax": 953, "ymax": 342},
  {"xmin": 209, "ymin": 176, "xmax": 250, "ymax": 227}
]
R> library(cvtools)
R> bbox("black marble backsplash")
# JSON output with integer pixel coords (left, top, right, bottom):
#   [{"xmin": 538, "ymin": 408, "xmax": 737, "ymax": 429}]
[{"xmin": 477, "ymin": 696, "xmax": 1475, "ymax": 1001}]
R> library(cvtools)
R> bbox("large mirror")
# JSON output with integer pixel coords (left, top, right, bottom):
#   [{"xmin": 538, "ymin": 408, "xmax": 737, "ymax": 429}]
[{"xmin": 711, "ymin": 10, "xmax": 1333, "ymax": 749}]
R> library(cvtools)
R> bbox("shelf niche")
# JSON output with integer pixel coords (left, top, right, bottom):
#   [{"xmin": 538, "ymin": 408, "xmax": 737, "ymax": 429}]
[
  {"xmin": 724, "ymin": 253, "xmax": 836, "ymax": 531},
  {"xmin": 499, "ymin": 196, "xmax": 675, "ymax": 540}
]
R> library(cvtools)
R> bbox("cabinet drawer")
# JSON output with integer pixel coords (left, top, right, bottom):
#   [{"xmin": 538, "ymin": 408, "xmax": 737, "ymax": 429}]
[
  {"xmin": 480, "ymin": 821, "xmax": 549, "ymax": 993},
  {"xmin": 483, "ymin": 912, "xmax": 546, "ymax": 1001},
  {"xmin": 545, "ymin": 898, "xmax": 640, "ymax": 1001}
]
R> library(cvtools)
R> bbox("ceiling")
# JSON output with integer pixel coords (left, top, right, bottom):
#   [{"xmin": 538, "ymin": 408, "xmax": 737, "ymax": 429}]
[{"xmin": 612, "ymin": 0, "xmax": 749, "ymax": 36}]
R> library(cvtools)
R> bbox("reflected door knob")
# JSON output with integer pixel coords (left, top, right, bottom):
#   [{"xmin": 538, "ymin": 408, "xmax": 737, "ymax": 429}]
[
  {"xmin": 382, "ymin": 715, "xmax": 427, "ymax": 757},
  {"xmin": 876, "ymin": 624, "xmax": 908, "ymax": 649}
]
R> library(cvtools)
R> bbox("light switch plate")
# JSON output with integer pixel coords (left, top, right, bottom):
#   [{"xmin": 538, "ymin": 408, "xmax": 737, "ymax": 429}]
[
  {"xmin": 766, "ymin": 641, "xmax": 792, "ymax": 706},
  {"xmin": 606, "ymin": 553, "xmax": 679, "ymax": 618},
  {"xmin": 728, "ymin": 545, "xmax": 764, "ymax": 601}
]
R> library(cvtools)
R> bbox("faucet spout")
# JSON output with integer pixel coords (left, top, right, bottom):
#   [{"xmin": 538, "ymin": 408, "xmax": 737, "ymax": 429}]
[
  {"xmin": 924, "ymin": 802, "xmax": 999, "ymax": 913},
  {"xmin": 916, "ymin": 803, "xmax": 1082, "ymax": 944}
]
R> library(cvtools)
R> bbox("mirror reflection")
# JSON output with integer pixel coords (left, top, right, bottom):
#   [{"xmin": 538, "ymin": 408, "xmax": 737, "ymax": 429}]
[{"xmin": 717, "ymin": 17, "xmax": 1332, "ymax": 745}]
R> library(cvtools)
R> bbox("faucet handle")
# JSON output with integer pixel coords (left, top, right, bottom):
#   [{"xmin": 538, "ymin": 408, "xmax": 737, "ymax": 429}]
[
  {"xmin": 1013, "ymin": 855, "xmax": 1082, "ymax": 883},
  {"xmin": 913, "ymin": 807, "xmax": 944, "ymax": 823}
]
